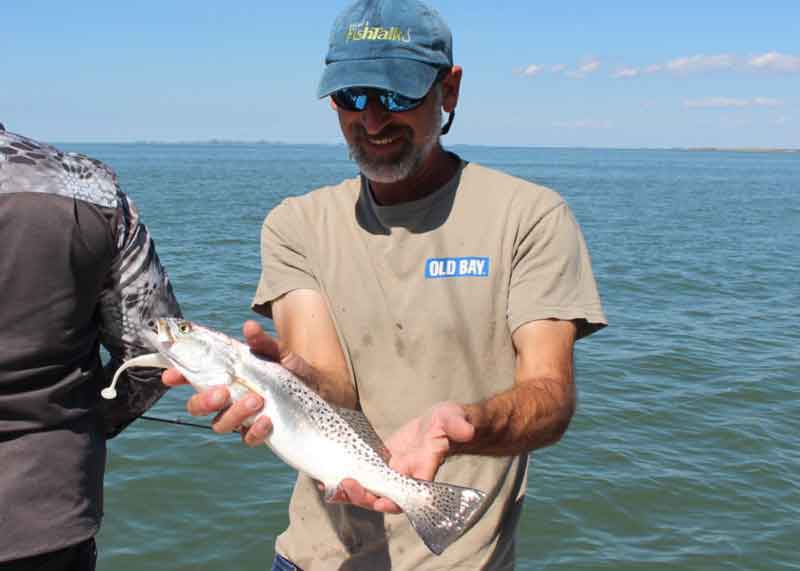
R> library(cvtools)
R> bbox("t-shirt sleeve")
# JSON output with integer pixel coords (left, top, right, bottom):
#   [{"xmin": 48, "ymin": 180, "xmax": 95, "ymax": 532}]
[
  {"xmin": 507, "ymin": 201, "xmax": 607, "ymax": 339},
  {"xmin": 251, "ymin": 198, "xmax": 320, "ymax": 317}
]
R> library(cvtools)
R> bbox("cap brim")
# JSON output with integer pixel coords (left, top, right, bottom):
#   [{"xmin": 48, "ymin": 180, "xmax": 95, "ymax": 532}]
[{"xmin": 317, "ymin": 59, "xmax": 440, "ymax": 99}]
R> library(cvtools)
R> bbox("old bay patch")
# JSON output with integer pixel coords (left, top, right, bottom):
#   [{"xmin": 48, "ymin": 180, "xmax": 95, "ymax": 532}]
[{"xmin": 425, "ymin": 257, "xmax": 490, "ymax": 279}]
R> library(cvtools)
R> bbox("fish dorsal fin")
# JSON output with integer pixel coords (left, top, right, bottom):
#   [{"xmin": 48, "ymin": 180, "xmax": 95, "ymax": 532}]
[{"xmin": 334, "ymin": 407, "xmax": 391, "ymax": 463}]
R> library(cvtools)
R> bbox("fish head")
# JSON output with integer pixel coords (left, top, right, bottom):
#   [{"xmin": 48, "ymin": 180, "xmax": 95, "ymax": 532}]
[{"xmin": 144, "ymin": 318, "xmax": 236, "ymax": 388}]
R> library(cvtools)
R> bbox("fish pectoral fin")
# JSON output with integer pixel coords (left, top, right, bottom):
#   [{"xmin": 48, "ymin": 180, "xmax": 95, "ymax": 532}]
[{"xmin": 101, "ymin": 353, "xmax": 172, "ymax": 400}]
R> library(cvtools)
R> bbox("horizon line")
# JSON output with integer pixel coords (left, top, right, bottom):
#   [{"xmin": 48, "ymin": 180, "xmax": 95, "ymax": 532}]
[{"xmin": 51, "ymin": 140, "xmax": 800, "ymax": 153}]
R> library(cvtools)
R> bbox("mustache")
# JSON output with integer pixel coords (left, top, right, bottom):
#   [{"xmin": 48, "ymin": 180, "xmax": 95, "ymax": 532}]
[{"xmin": 350, "ymin": 124, "xmax": 413, "ymax": 142}]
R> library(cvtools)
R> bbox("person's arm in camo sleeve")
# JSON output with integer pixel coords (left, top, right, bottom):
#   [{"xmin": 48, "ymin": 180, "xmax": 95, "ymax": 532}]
[{"xmin": 97, "ymin": 187, "xmax": 182, "ymax": 438}]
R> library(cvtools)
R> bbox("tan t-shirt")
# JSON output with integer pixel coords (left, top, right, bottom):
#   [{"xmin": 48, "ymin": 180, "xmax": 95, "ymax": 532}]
[{"xmin": 253, "ymin": 160, "xmax": 607, "ymax": 570}]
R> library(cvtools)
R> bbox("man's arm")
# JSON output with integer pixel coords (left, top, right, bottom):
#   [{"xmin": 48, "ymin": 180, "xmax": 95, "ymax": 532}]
[
  {"xmin": 270, "ymin": 289, "xmax": 356, "ymax": 409},
  {"xmin": 454, "ymin": 318, "xmax": 577, "ymax": 456},
  {"xmin": 98, "ymin": 191, "xmax": 182, "ymax": 438}
]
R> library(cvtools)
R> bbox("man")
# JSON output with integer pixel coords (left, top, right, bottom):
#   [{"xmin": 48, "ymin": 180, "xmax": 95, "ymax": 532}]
[
  {"xmin": 0, "ymin": 125, "xmax": 181, "ymax": 570},
  {"xmin": 165, "ymin": 0, "xmax": 606, "ymax": 569}
]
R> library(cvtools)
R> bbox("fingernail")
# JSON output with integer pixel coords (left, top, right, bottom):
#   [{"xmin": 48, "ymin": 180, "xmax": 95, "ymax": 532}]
[
  {"xmin": 246, "ymin": 396, "xmax": 261, "ymax": 410},
  {"xmin": 209, "ymin": 389, "xmax": 225, "ymax": 407}
]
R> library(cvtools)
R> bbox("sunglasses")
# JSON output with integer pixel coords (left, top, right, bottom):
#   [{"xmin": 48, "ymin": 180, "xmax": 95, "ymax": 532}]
[
  {"xmin": 331, "ymin": 69, "xmax": 450, "ymax": 113},
  {"xmin": 331, "ymin": 87, "xmax": 428, "ymax": 113}
]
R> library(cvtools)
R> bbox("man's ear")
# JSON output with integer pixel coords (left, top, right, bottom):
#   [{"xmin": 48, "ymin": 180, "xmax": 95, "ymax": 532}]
[
  {"xmin": 441, "ymin": 65, "xmax": 462, "ymax": 113},
  {"xmin": 329, "ymin": 97, "xmax": 338, "ymax": 111}
]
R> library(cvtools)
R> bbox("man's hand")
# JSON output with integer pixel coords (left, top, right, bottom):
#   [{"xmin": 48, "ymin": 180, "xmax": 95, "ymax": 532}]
[
  {"xmin": 161, "ymin": 320, "xmax": 279, "ymax": 446},
  {"xmin": 324, "ymin": 402, "xmax": 475, "ymax": 513}
]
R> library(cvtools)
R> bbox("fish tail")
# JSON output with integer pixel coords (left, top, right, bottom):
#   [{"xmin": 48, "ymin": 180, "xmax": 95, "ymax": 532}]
[{"xmin": 402, "ymin": 479, "xmax": 487, "ymax": 556}]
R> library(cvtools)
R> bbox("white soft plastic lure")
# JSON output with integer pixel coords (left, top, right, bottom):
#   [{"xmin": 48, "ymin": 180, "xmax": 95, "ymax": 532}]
[{"xmin": 103, "ymin": 317, "xmax": 486, "ymax": 555}]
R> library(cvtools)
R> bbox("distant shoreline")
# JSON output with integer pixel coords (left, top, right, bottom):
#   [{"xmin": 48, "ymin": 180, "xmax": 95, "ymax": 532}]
[
  {"xmin": 50, "ymin": 140, "xmax": 800, "ymax": 154},
  {"xmin": 683, "ymin": 147, "xmax": 800, "ymax": 154}
]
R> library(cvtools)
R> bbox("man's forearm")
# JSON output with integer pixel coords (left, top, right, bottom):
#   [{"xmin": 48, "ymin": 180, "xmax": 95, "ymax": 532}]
[
  {"xmin": 280, "ymin": 351, "xmax": 358, "ymax": 410},
  {"xmin": 452, "ymin": 374, "xmax": 576, "ymax": 457},
  {"xmin": 310, "ymin": 366, "xmax": 358, "ymax": 409},
  {"xmin": 272, "ymin": 290, "xmax": 357, "ymax": 409}
]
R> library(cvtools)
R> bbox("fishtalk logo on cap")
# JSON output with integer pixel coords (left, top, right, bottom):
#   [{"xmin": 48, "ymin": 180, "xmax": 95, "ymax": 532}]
[{"xmin": 346, "ymin": 21, "xmax": 411, "ymax": 42}]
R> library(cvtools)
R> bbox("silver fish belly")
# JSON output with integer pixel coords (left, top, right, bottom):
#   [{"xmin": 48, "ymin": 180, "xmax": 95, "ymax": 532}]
[{"xmin": 104, "ymin": 317, "xmax": 486, "ymax": 555}]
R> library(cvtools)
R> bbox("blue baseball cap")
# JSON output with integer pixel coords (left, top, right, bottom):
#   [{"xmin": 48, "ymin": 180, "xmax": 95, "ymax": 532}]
[{"xmin": 318, "ymin": 0, "xmax": 453, "ymax": 100}]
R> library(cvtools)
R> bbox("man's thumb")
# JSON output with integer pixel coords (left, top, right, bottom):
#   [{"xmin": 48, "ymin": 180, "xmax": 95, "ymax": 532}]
[{"xmin": 443, "ymin": 408, "xmax": 475, "ymax": 443}]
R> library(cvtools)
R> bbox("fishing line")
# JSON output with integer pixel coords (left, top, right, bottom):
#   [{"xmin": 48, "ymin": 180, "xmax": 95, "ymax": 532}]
[{"xmin": 139, "ymin": 415, "xmax": 214, "ymax": 431}]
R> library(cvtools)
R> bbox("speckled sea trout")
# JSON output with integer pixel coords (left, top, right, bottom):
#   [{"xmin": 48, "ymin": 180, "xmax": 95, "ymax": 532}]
[{"xmin": 102, "ymin": 317, "xmax": 486, "ymax": 555}]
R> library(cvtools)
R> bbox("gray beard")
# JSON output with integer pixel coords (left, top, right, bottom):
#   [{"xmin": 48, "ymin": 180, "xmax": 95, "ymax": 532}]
[{"xmin": 348, "ymin": 97, "xmax": 444, "ymax": 184}]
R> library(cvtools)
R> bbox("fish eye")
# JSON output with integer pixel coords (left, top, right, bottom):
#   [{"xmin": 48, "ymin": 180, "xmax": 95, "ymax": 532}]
[{"xmin": 178, "ymin": 322, "xmax": 191, "ymax": 334}]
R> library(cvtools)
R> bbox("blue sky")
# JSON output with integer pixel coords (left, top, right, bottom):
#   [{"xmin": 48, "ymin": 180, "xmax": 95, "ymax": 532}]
[{"xmin": 2, "ymin": 1, "xmax": 798, "ymax": 148}]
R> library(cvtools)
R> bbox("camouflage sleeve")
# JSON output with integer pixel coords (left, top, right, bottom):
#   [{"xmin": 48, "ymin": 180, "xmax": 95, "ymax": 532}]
[{"xmin": 98, "ymin": 189, "xmax": 182, "ymax": 438}]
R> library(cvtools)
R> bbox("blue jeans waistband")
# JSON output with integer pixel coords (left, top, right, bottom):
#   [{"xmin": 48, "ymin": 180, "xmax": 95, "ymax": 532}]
[{"xmin": 272, "ymin": 553, "xmax": 302, "ymax": 571}]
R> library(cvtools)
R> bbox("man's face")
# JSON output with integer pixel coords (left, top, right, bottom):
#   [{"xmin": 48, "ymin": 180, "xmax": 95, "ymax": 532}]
[{"xmin": 334, "ymin": 84, "xmax": 444, "ymax": 184}]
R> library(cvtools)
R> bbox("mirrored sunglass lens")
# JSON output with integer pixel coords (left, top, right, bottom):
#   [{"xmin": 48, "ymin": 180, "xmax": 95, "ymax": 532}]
[
  {"xmin": 333, "ymin": 89, "xmax": 367, "ymax": 111},
  {"xmin": 382, "ymin": 93, "xmax": 423, "ymax": 112},
  {"xmin": 351, "ymin": 93, "xmax": 368, "ymax": 110}
]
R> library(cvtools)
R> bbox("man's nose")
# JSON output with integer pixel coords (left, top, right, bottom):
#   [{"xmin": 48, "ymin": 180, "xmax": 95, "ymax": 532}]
[{"xmin": 360, "ymin": 98, "xmax": 391, "ymax": 134}]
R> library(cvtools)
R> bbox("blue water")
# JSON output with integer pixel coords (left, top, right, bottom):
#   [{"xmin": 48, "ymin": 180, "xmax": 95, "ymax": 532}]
[{"xmin": 64, "ymin": 143, "xmax": 799, "ymax": 570}]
